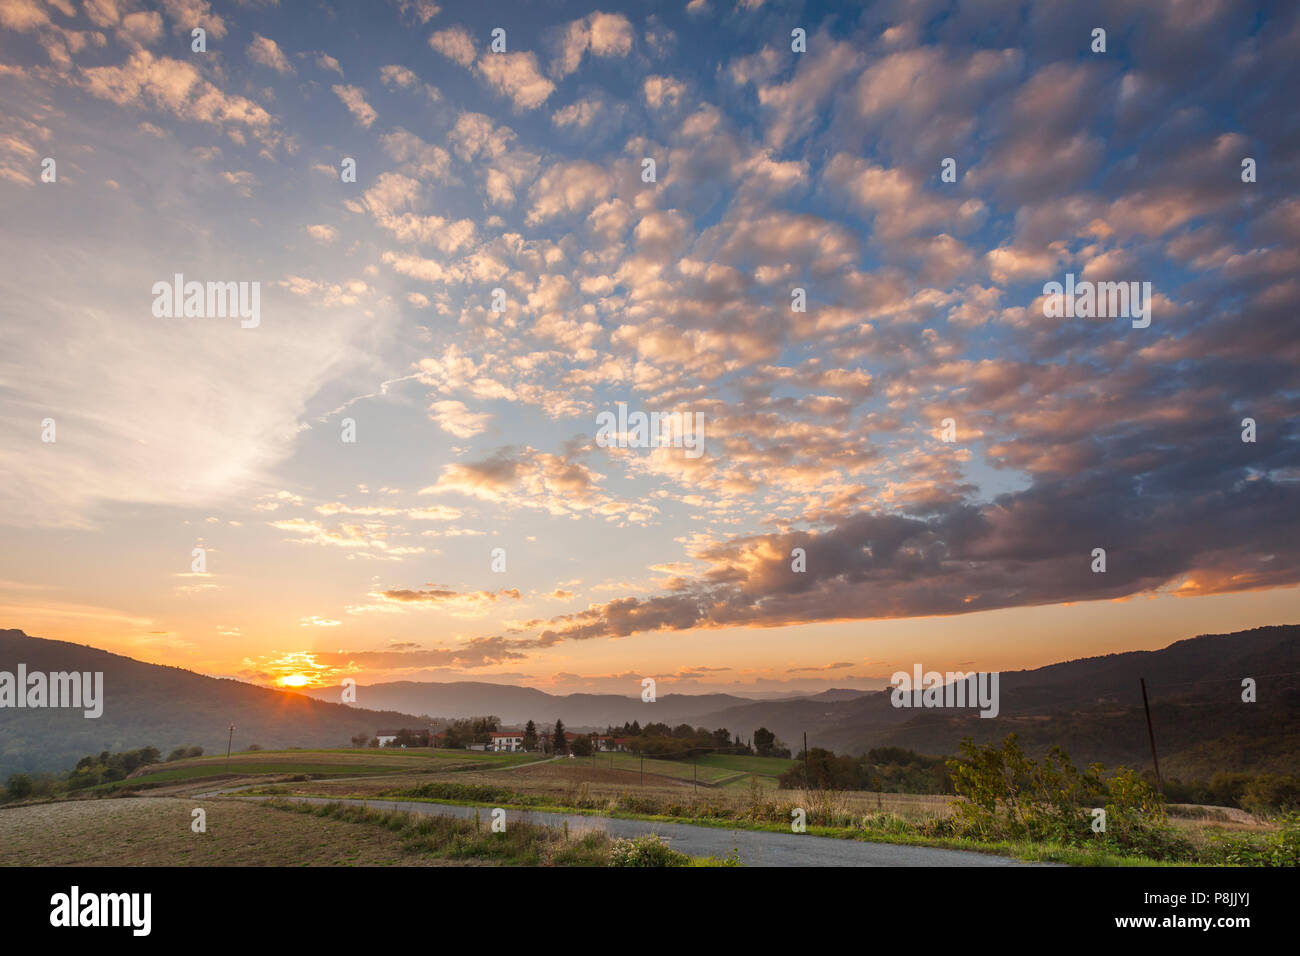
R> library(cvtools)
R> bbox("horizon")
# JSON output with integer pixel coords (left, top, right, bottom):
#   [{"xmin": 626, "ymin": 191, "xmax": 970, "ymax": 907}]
[
  {"xmin": 2, "ymin": 1, "xmax": 1298, "ymax": 698},
  {"xmin": 6, "ymin": 620, "xmax": 1295, "ymax": 703}
]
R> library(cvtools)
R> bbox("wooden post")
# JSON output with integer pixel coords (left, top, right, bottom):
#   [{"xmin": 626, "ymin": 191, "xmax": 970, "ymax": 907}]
[{"xmin": 1139, "ymin": 678, "xmax": 1163, "ymax": 794}]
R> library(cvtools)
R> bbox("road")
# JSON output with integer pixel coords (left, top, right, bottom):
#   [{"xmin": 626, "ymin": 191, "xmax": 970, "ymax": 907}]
[{"xmin": 244, "ymin": 794, "xmax": 1056, "ymax": 867}]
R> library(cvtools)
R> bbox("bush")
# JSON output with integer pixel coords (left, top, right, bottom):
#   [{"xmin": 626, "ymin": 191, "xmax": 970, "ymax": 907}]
[
  {"xmin": 947, "ymin": 734, "xmax": 1170, "ymax": 851},
  {"xmin": 5, "ymin": 773, "xmax": 33, "ymax": 800},
  {"xmin": 1208, "ymin": 813, "xmax": 1300, "ymax": 866},
  {"xmin": 1241, "ymin": 775, "xmax": 1300, "ymax": 816},
  {"xmin": 607, "ymin": 834, "xmax": 691, "ymax": 867}
]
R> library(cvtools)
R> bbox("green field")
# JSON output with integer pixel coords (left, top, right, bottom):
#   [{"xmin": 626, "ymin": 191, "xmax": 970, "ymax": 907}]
[
  {"xmin": 573, "ymin": 751, "xmax": 794, "ymax": 788},
  {"xmin": 695, "ymin": 753, "xmax": 797, "ymax": 776}
]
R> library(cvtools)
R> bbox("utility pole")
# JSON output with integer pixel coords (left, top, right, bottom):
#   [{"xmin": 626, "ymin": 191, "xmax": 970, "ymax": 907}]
[
  {"xmin": 693, "ymin": 750, "xmax": 697, "ymax": 794},
  {"xmin": 226, "ymin": 724, "xmax": 235, "ymax": 772},
  {"xmin": 1139, "ymin": 678, "xmax": 1163, "ymax": 795},
  {"xmin": 803, "ymin": 732, "xmax": 809, "ymax": 789},
  {"xmin": 640, "ymin": 755, "xmax": 644, "ymax": 785}
]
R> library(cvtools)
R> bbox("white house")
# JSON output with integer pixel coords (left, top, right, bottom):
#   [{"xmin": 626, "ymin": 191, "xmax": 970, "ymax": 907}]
[{"xmin": 489, "ymin": 731, "xmax": 526, "ymax": 751}]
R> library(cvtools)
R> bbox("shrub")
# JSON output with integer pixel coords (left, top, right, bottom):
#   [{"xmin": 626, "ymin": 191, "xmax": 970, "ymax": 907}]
[
  {"xmin": 5, "ymin": 773, "xmax": 33, "ymax": 800},
  {"xmin": 947, "ymin": 734, "xmax": 1169, "ymax": 851},
  {"xmin": 607, "ymin": 834, "xmax": 691, "ymax": 867},
  {"xmin": 1241, "ymin": 775, "xmax": 1300, "ymax": 816}
]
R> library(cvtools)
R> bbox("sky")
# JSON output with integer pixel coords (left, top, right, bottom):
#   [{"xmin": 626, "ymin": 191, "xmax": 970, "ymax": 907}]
[{"xmin": 0, "ymin": 0, "xmax": 1297, "ymax": 697}]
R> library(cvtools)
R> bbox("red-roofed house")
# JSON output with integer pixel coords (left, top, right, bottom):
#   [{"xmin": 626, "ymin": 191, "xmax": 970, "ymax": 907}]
[{"xmin": 490, "ymin": 730, "xmax": 526, "ymax": 752}]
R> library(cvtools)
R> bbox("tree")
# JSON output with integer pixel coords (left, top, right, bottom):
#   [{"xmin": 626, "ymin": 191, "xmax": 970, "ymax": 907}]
[
  {"xmin": 5, "ymin": 774, "xmax": 32, "ymax": 800},
  {"xmin": 351, "ymin": 734, "xmax": 369, "ymax": 748},
  {"xmin": 552, "ymin": 719, "xmax": 568, "ymax": 754},
  {"xmin": 571, "ymin": 734, "xmax": 593, "ymax": 757},
  {"xmin": 754, "ymin": 727, "xmax": 777, "ymax": 757},
  {"xmin": 392, "ymin": 728, "xmax": 430, "ymax": 748},
  {"xmin": 523, "ymin": 720, "xmax": 538, "ymax": 752},
  {"xmin": 470, "ymin": 716, "xmax": 501, "ymax": 745}
]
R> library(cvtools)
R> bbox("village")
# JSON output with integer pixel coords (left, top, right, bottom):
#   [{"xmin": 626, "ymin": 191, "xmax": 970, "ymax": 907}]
[{"xmin": 370, "ymin": 722, "xmax": 632, "ymax": 754}]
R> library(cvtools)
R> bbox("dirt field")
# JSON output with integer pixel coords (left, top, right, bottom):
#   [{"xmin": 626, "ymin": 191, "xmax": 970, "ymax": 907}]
[{"xmin": 0, "ymin": 797, "xmax": 468, "ymax": 866}]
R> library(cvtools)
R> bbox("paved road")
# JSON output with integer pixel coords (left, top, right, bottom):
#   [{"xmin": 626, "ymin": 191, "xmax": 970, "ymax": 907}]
[{"xmin": 246, "ymin": 795, "xmax": 1055, "ymax": 867}]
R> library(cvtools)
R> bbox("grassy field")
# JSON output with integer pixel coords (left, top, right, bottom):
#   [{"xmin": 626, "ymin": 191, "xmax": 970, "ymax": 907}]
[
  {"xmin": 15, "ymin": 747, "xmax": 1289, "ymax": 867},
  {"xmin": 245, "ymin": 752, "xmax": 958, "ymax": 824},
  {"xmin": 98, "ymin": 747, "xmax": 542, "ymax": 792},
  {"xmin": 560, "ymin": 752, "xmax": 795, "ymax": 790}
]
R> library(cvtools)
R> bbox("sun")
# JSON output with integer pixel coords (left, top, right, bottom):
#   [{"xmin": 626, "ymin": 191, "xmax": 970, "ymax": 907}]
[{"xmin": 277, "ymin": 674, "xmax": 311, "ymax": 688}]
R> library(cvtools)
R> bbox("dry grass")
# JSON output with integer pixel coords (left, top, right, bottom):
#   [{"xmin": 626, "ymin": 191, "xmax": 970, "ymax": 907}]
[{"xmin": 0, "ymin": 797, "xmax": 468, "ymax": 866}]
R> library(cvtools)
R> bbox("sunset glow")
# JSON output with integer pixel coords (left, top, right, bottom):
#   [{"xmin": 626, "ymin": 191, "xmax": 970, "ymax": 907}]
[{"xmin": 0, "ymin": 0, "xmax": 1295, "ymax": 699}]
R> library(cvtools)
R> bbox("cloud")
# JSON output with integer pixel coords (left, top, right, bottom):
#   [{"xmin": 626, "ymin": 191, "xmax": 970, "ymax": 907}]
[
  {"xmin": 305, "ymin": 223, "xmax": 338, "ymax": 243},
  {"xmin": 397, "ymin": 0, "xmax": 441, "ymax": 25},
  {"xmin": 525, "ymin": 160, "xmax": 614, "ymax": 224},
  {"xmin": 643, "ymin": 74, "xmax": 685, "ymax": 109},
  {"xmin": 419, "ymin": 446, "xmax": 656, "ymax": 523},
  {"xmin": 117, "ymin": 11, "xmax": 164, "ymax": 49},
  {"xmin": 157, "ymin": 0, "xmax": 227, "ymax": 39},
  {"xmin": 428, "ymin": 26, "xmax": 475, "ymax": 67},
  {"xmin": 316, "ymin": 52, "xmax": 343, "ymax": 76},
  {"xmin": 248, "ymin": 34, "xmax": 294, "ymax": 74},
  {"xmin": 553, "ymin": 11, "xmax": 634, "ymax": 77},
  {"xmin": 373, "ymin": 586, "xmax": 522, "ymax": 619},
  {"xmin": 753, "ymin": 35, "xmax": 861, "ymax": 147},
  {"xmin": 428, "ymin": 399, "xmax": 491, "ymax": 438},
  {"xmin": 0, "ymin": 0, "xmax": 51, "ymax": 31},
  {"xmin": 332, "ymin": 84, "xmax": 377, "ymax": 127},
  {"xmin": 80, "ymin": 51, "xmax": 278, "ymax": 147},
  {"xmin": 476, "ymin": 51, "xmax": 555, "ymax": 110}
]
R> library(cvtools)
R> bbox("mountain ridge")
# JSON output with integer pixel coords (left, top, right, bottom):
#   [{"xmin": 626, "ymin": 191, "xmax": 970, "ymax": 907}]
[{"xmin": 2, "ymin": 623, "xmax": 1295, "ymax": 779}]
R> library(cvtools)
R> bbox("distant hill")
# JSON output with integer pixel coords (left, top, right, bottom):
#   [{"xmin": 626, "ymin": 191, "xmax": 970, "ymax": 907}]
[
  {"xmin": 688, "ymin": 625, "xmax": 1300, "ymax": 776},
  {"xmin": 3, "ymin": 624, "xmax": 1295, "ymax": 782},
  {"xmin": 0, "ymin": 629, "xmax": 435, "ymax": 777},
  {"xmin": 301, "ymin": 679, "xmax": 764, "ymax": 728}
]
